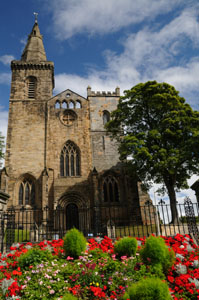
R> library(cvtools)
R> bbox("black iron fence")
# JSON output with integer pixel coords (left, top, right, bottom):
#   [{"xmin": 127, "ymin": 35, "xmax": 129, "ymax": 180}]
[{"xmin": 0, "ymin": 200, "xmax": 198, "ymax": 252}]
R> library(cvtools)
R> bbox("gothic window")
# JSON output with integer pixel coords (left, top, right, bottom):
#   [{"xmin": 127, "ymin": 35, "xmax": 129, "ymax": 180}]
[
  {"xmin": 19, "ymin": 184, "xmax": 23, "ymax": 205},
  {"xmin": 55, "ymin": 100, "xmax": 60, "ymax": 109},
  {"xmin": 60, "ymin": 141, "xmax": 81, "ymax": 177},
  {"xmin": 103, "ymin": 110, "xmax": 110, "ymax": 125},
  {"xmin": 62, "ymin": 101, "xmax": 67, "ymax": 109},
  {"xmin": 28, "ymin": 76, "xmax": 37, "ymax": 99},
  {"xmin": 69, "ymin": 101, "xmax": 75, "ymax": 109},
  {"xmin": 103, "ymin": 176, "xmax": 119, "ymax": 202},
  {"xmin": 18, "ymin": 180, "xmax": 36, "ymax": 206},
  {"xmin": 76, "ymin": 100, "xmax": 82, "ymax": 108}
]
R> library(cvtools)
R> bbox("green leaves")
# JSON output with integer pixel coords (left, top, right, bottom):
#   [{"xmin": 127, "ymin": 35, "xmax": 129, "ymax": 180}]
[{"xmin": 106, "ymin": 81, "xmax": 199, "ymax": 222}]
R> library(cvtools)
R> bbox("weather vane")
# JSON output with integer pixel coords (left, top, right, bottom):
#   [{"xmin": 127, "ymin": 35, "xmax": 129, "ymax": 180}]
[{"xmin": 33, "ymin": 12, "xmax": 38, "ymax": 23}]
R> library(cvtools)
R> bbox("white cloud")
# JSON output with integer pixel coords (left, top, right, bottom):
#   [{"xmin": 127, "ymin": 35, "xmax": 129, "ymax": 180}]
[
  {"xmin": 48, "ymin": 0, "xmax": 186, "ymax": 39},
  {"xmin": 54, "ymin": 6, "xmax": 199, "ymax": 108},
  {"xmin": 0, "ymin": 73, "xmax": 11, "ymax": 85},
  {"xmin": 52, "ymin": 5, "xmax": 199, "ymax": 203},
  {"xmin": 0, "ymin": 55, "xmax": 15, "ymax": 66}
]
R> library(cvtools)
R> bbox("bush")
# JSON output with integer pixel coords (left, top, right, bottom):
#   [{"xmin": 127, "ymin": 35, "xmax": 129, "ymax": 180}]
[
  {"xmin": 60, "ymin": 293, "xmax": 78, "ymax": 300},
  {"xmin": 63, "ymin": 228, "xmax": 87, "ymax": 259},
  {"xmin": 123, "ymin": 277, "xmax": 171, "ymax": 300},
  {"xmin": 140, "ymin": 236, "xmax": 175, "ymax": 273},
  {"xmin": 17, "ymin": 247, "xmax": 53, "ymax": 270},
  {"xmin": 114, "ymin": 237, "xmax": 137, "ymax": 258},
  {"xmin": 89, "ymin": 248, "xmax": 109, "ymax": 260}
]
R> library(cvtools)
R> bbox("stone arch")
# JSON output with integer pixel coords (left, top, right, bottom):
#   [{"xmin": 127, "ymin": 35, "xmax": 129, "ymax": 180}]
[
  {"xmin": 60, "ymin": 140, "xmax": 81, "ymax": 177},
  {"xmin": 57, "ymin": 192, "xmax": 89, "ymax": 232},
  {"xmin": 16, "ymin": 173, "xmax": 37, "ymax": 207},
  {"xmin": 100, "ymin": 170, "xmax": 120, "ymax": 203}
]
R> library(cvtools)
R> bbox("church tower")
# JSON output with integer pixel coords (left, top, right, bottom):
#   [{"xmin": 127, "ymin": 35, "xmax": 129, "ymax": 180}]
[
  {"xmin": 2, "ymin": 20, "xmax": 54, "ymax": 208},
  {"xmin": 0, "ymin": 19, "xmax": 153, "ymax": 237}
]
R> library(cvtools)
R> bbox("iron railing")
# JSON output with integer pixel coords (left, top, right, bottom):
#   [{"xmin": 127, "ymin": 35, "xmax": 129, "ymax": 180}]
[{"xmin": 0, "ymin": 201, "xmax": 198, "ymax": 252}]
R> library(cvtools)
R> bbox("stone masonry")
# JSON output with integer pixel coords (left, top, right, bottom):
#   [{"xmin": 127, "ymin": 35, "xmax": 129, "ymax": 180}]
[{"xmin": 0, "ymin": 20, "xmax": 154, "ymax": 233}]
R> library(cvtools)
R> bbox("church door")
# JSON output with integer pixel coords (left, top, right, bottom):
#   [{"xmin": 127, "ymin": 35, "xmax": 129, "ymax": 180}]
[{"xmin": 66, "ymin": 203, "xmax": 79, "ymax": 230}]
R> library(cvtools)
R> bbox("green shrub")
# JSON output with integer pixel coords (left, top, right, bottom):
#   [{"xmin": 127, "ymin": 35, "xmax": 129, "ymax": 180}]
[
  {"xmin": 17, "ymin": 247, "xmax": 53, "ymax": 270},
  {"xmin": 123, "ymin": 277, "xmax": 171, "ymax": 300},
  {"xmin": 140, "ymin": 236, "xmax": 175, "ymax": 273},
  {"xmin": 114, "ymin": 237, "xmax": 137, "ymax": 258},
  {"xmin": 60, "ymin": 293, "xmax": 78, "ymax": 300},
  {"xmin": 63, "ymin": 228, "xmax": 87, "ymax": 259},
  {"xmin": 89, "ymin": 248, "xmax": 109, "ymax": 260}
]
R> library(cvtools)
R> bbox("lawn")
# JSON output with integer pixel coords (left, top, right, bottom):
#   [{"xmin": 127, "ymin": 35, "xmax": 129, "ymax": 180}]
[
  {"xmin": 0, "ymin": 232, "xmax": 199, "ymax": 299},
  {"xmin": 4, "ymin": 229, "xmax": 30, "ymax": 243}
]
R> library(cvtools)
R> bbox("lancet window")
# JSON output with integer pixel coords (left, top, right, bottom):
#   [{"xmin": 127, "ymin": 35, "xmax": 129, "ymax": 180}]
[{"xmin": 103, "ymin": 110, "xmax": 110, "ymax": 125}]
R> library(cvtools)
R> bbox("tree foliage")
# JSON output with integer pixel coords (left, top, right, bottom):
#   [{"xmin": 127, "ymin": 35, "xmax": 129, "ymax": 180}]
[
  {"xmin": 106, "ymin": 81, "xmax": 199, "ymax": 222},
  {"xmin": 0, "ymin": 132, "xmax": 4, "ymax": 168}
]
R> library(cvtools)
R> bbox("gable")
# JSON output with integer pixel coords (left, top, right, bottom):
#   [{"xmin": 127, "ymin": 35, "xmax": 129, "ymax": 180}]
[{"xmin": 48, "ymin": 89, "xmax": 88, "ymax": 107}]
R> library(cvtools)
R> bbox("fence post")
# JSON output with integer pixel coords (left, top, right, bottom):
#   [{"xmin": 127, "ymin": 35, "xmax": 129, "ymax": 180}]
[
  {"xmin": 184, "ymin": 196, "xmax": 199, "ymax": 244},
  {"xmin": 1, "ymin": 212, "xmax": 5, "ymax": 253}
]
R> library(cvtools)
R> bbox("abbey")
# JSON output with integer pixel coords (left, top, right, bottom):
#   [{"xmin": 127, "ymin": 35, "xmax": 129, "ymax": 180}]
[{"xmin": 0, "ymin": 21, "xmax": 152, "ymax": 234}]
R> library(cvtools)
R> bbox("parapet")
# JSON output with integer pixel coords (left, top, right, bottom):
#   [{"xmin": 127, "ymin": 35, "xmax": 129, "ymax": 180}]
[{"xmin": 87, "ymin": 86, "xmax": 120, "ymax": 97}]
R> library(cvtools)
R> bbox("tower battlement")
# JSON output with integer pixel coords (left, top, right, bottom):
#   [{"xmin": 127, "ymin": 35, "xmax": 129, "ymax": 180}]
[{"xmin": 87, "ymin": 86, "xmax": 120, "ymax": 97}]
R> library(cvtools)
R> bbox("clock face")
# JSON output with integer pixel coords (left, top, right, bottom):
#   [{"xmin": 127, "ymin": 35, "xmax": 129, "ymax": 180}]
[{"xmin": 60, "ymin": 109, "xmax": 77, "ymax": 126}]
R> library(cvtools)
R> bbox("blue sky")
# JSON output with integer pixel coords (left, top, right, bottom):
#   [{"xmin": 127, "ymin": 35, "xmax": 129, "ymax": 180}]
[{"xmin": 0, "ymin": 0, "xmax": 199, "ymax": 203}]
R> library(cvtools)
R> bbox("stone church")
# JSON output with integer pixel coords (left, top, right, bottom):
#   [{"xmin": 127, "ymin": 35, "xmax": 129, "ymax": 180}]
[{"xmin": 0, "ymin": 20, "xmax": 152, "ymax": 235}]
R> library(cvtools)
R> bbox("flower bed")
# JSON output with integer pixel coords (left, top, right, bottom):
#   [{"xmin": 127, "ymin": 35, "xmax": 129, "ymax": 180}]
[{"xmin": 0, "ymin": 234, "xmax": 198, "ymax": 299}]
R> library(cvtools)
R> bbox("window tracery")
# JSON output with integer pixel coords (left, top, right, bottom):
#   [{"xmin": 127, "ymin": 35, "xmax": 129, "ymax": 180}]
[
  {"xmin": 103, "ymin": 175, "xmax": 119, "ymax": 203},
  {"xmin": 18, "ymin": 179, "xmax": 35, "ymax": 206},
  {"xmin": 60, "ymin": 141, "xmax": 81, "ymax": 177}
]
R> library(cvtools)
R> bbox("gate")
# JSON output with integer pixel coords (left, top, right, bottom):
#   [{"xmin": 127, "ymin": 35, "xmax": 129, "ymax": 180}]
[
  {"xmin": 0, "ymin": 209, "xmax": 16, "ymax": 252},
  {"xmin": 184, "ymin": 196, "xmax": 199, "ymax": 244}
]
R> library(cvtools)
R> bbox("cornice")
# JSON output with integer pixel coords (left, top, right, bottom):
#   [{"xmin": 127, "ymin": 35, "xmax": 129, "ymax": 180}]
[{"xmin": 11, "ymin": 60, "xmax": 54, "ymax": 71}]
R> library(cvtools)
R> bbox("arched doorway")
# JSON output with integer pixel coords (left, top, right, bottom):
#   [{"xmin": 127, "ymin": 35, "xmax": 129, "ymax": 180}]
[{"xmin": 66, "ymin": 203, "xmax": 79, "ymax": 230}]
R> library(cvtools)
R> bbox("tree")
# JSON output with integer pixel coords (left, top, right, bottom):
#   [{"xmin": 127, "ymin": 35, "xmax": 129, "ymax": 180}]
[
  {"xmin": 106, "ymin": 81, "xmax": 199, "ymax": 223},
  {"xmin": 0, "ymin": 132, "xmax": 5, "ymax": 168}
]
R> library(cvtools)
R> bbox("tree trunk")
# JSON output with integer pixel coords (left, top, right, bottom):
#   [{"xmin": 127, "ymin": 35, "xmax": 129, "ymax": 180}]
[{"xmin": 164, "ymin": 181, "xmax": 178, "ymax": 224}]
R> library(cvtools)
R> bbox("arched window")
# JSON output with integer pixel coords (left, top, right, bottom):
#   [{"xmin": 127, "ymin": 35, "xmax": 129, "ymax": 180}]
[
  {"xmin": 103, "ymin": 110, "xmax": 110, "ymax": 125},
  {"xmin": 27, "ymin": 76, "xmax": 37, "ymax": 99},
  {"xmin": 76, "ymin": 101, "xmax": 82, "ymax": 109},
  {"xmin": 60, "ymin": 141, "xmax": 81, "ymax": 177},
  {"xmin": 69, "ymin": 101, "xmax": 75, "ymax": 109},
  {"xmin": 18, "ymin": 179, "xmax": 36, "ymax": 206},
  {"xmin": 103, "ymin": 176, "xmax": 119, "ymax": 202},
  {"xmin": 62, "ymin": 101, "xmax": 67, "ymax": 109},
  {"xmin": 55, "ymin": 100, "xmax": 60, "ymax": 109}
]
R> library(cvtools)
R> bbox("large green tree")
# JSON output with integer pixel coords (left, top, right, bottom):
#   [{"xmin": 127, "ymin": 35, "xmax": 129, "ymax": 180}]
[
  {"xmin": 0, "ymin": 132, "xmax": 5, "ymax": 168},
  {"xmin": 106, "ymin": 81, "xmax": 199, "ymax": 223}
]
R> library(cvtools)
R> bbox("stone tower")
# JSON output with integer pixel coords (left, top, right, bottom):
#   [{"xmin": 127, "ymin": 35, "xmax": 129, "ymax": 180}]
[{"xmin": 0, "ymin": 20, "xmax": 153, "ymax": 235}]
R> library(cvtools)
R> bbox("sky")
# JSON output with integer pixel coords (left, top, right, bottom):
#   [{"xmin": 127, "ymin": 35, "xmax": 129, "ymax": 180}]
[{"xmin": 0, "ymin": 0, "xmax": 199, "ymax": 204}]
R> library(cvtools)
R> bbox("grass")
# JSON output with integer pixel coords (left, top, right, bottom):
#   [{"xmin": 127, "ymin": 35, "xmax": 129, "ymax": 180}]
[
  {"xmin": 114, "ymin": 225, "xmax": 157, "ymax": 237},
  {"xmin": 4, "ymin": 229, "xmax": 30, "ymax": 243}
]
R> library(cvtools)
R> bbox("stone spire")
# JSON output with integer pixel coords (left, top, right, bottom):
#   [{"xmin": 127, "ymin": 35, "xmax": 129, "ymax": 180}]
[{"xmin": 21, "ymin": 20, "xmax": 47, "ymax": 62}]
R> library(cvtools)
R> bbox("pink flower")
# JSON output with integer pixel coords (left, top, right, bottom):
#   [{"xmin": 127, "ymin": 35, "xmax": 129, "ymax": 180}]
[{"xmin": 66, "ymin": 256, "xmax": 74, "ymax": 260}]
